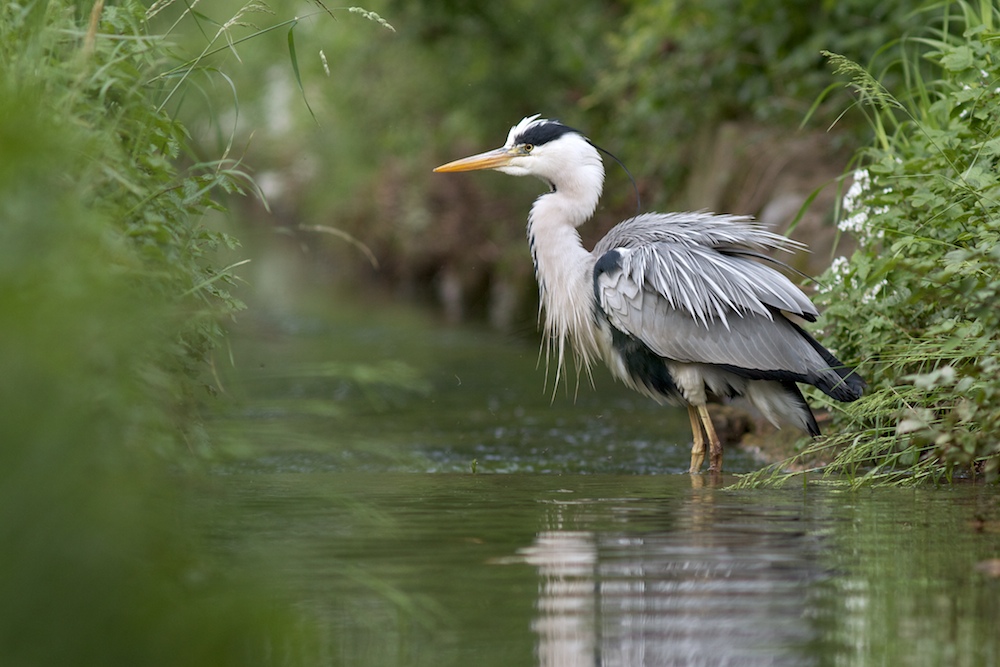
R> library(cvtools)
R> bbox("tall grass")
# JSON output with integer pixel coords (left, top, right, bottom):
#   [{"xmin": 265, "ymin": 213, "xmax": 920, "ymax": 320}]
[
  {"xmin": 739, "ymin": 0, "xmax": 1000, "ymax": 488},
  {"xmin": 0, "ymin": 1, "xmax": 390, "ymax": 663}
]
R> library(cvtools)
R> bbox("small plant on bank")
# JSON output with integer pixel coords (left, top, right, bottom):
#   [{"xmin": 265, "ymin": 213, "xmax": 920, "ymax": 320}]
[{"xmin": 742, "ymin": 2, "xmax": 1000, "ymax": 487}]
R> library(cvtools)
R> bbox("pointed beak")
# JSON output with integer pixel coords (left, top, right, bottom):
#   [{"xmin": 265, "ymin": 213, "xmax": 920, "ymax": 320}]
[{"xmin": 433, "ymin": 147, "xmax": 516, "ymax": 173}]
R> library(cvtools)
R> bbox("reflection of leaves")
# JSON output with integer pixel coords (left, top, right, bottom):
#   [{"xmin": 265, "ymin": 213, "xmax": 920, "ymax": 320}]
[
  {"xmin": 285, "ymin": 360, "xmax": 428, "ymax": 389},
  {"xmin": 239, "ymin": 398, "xmax": 349, "ymax": 419}
]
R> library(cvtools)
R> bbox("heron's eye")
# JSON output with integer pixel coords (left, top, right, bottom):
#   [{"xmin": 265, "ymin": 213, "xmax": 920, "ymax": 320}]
[{"xmin": 523, "ymin": 144, "xmax": 534, "ymax": 153}]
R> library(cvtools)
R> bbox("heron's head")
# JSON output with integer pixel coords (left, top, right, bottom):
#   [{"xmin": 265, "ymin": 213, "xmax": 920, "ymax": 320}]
[{"xmin": 434, "ymin": 115, "xmax": 604, "ymax": 192}]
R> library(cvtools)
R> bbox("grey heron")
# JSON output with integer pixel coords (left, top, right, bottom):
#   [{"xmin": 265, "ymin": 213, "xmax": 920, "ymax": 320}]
[{"xmin": 434, "ymin": 115, "xmax": 864, "ymax": 473}]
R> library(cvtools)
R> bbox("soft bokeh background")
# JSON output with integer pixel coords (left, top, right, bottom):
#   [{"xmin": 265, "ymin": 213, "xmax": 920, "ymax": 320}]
[
  {"xmin": 171, "ymin": 0, "xmax": 930, "ymax": 329},
  {"xmin": 6, "ymin": 2, "xmax": 996, "ymax": 666}
]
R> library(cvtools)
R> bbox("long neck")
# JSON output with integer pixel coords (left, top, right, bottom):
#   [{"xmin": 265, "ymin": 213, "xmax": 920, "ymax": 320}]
[
  {"xmin": 526, "ymin": 153, "xmax": 604, "ymax": 279},
  {"xmin": 527, "ymin": 184, "xmax": 603, "ymax": 385}
]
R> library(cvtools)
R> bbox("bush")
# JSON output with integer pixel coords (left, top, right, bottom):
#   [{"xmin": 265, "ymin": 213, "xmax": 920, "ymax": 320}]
[
  {"xmin": 746, "ymin": 1, "xmax": 1000, "ymax": 485},
  {"xmin": 588, "ymin": 0, "xmax": 933, "ymax": 206},
  {"xmin": 3, "ymin": 1, "xmax": 251, "ymax": 433}
]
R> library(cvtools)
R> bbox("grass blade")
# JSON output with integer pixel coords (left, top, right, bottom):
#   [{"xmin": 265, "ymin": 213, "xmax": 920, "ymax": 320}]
[{"xmin": 287, "ymin": 20, "xmax": 318, "ymax": 125}]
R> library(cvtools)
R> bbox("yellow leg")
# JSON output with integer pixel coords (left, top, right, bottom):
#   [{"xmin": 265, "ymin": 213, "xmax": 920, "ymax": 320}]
[
  {"xmin": 688, "ymin": 405, "xmax": 705, "ymax": 473},
  {"xmin": 697, "ymin": 404, "xmax": 723, "ymax": 473}
]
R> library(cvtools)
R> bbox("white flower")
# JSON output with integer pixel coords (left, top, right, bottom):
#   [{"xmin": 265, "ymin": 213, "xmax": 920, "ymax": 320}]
[
  {"xmin": 830, "ymin": 255, "xmax": 850, "ymax": 277},
  {"xmin": 838, "ymin": 168, "xmax": 887, "ymax": 240},
  {"xmin": 819, "ymin": 255, "xmax": 851, "ymax": 295},
  {"xmin": 842, "ymin": 169, "xmax": 869, "ymax": 211},
  {"xmin": 861, "ymin": 278, "xmax": 888, "ymax": 304},
  {"xmin": 839, "ymin": 169, "xmax": 870, "ymax": 233},
  {"xmin": 820, "ymin": 256, "xmax": 889, "ymax": 303}
]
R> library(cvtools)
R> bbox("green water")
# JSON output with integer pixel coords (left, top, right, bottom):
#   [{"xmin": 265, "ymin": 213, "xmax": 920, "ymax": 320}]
[{"xmin": 203, "ymin": 294, "xmax": 1000, "ymax": 667}]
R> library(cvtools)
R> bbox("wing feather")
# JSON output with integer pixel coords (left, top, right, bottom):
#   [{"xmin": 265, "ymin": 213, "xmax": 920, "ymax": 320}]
[
  {"xmin": 591, "ymin": 211, "xmax": 832, "ymax": 382},
  {"xmin": 593, "ymin": 212, "xmax": 818, "ymax": 325},
  {"xmin": 596, "ymin": 266, "xmax": 824, "ymax": 379}
]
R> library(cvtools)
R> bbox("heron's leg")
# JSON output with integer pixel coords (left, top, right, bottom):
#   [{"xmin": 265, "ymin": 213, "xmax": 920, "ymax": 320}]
[
  {"xmin": 697, "ymin": 404, "xmax": 723, "ymax": 473},
  {"xmin": 688, "ymin": 405, "xmax": 705, "ymax": 473}
]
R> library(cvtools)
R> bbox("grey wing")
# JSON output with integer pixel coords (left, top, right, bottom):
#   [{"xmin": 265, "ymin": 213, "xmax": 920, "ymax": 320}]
[
  {"xmin": 594, "ymin": 245, "xmax": 824, "ymax": 379},
  {"xmin": 614, "ymin": 242, "xmax": 818, "ymax": 327},
  {"xmin": 593, "ymin": 211, "xmax": 818, "ymax": 325},
  {"xmin": 594, "ymin": 211, "xmax": 809, "ymax": 259}
]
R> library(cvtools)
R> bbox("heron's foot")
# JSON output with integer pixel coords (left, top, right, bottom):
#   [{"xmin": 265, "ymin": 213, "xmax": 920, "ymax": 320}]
[
  {"xmin": 687, "ymin": 405, "xmax": 706, "ymax": 473},
  {"xmin": 707, "ymin": 448, "xmax": 723, "ymax": 473},
  {"xmin": 697, "ymin": 404, "xmax": 723, "ymax": 473},
  {"xmin": 689, "ymin": 447, "xmax": 705, "ymax": 474},
  {"xmin": 707, "ymin": 443, "xmax": 723, "ymax": 472}
]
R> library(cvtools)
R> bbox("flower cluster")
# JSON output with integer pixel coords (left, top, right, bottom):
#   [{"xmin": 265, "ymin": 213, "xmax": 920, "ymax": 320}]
[
  {"xmin": 821, "ymin": 236, "xmax": 890, "ymax": 313},
  {"xmin": 838, "ymin": 168, "xmax": 887, "ymax": 242},
  {"xmin": 819, "ymin": 255, "xmax": 857, "ymax": 299}
]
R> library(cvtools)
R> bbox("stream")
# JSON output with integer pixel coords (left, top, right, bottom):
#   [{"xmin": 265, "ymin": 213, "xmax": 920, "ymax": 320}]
[{"xmin": 201, "ymin": 284, "xmax": 1000, "ymax": 667}]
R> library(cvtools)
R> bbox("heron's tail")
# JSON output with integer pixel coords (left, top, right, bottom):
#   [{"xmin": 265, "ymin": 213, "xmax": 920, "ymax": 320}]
[
  {"xmin": 790, "ymin": 322, "xmax": 866, "ymax": 402},
  {"xmin": 816, "ymin": 364, "xmax": 866, "ymax": 403}
]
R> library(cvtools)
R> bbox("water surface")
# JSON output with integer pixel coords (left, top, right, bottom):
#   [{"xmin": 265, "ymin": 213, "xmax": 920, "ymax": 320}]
[{"xmin": 204, "ymin": 295, "xmax": 1000, "ymax": 667}]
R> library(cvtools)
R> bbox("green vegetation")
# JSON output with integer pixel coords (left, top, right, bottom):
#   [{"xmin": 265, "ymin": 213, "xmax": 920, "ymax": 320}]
[
  {"xmin": 742, "ymin": 1, "xmax": 1000, "ymax": 486},
  {"xmin": 203, "ymin": 0, "xmax": 933, "ymax": 324},
  {"xmin": 1, "ymin": 1, "xmax": 255, "ymax": 444},
  {"xmin": 0, "ymin": 1, "xmax": 359, "ymax": 663},
  {"xmin": 587, "ymin": 0, "xmax": 932, "ymax": 202},
  {"xmin": 176, "ymin": 0, "xmax": 999, "ymax": 485},
  {"xmin": 4, "ymin": 3, "xmax": 996, "ymax": 662}
]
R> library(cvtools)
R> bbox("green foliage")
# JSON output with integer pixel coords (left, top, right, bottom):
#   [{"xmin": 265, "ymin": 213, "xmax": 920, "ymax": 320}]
[
  {"xmin": 157, "ymin": 0, "xmax": 628, "ymax": 327},
  {"xmin": 3, "ymin": 1, "xmax": 252, "ymax": 418},
  {"xmin": 745, "ymin": 1, "xmax": 1000, "ymax": 486},
  {"xmin": 587, "ymin": 0, "xmax": 933, "ymax": 205},
  {"xmin": 204, "ymin": 0, "xmax": 946, "ymax": 322},
  {"xmin": 0, "ymin": 2, "xmax": 329, "ymax": 664}
]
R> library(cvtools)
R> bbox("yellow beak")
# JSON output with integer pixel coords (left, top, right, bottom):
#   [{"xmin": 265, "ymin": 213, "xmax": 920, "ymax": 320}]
[{"xmin": 433, "ymin": 147, "xmax": 516, "ymax": 173}]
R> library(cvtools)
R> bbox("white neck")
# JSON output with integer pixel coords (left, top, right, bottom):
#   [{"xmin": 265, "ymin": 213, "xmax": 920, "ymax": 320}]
[{"xmin": 526, "ymin": 165, "xmax": 605, "ymax": 385}]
